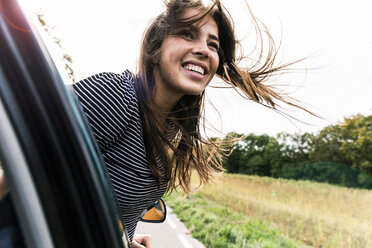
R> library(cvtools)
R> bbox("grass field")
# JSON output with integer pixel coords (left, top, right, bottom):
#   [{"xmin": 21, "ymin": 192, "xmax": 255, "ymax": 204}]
[{"xmin": 165, "ymin": 173, "xmax": 372, "ymax": 248}]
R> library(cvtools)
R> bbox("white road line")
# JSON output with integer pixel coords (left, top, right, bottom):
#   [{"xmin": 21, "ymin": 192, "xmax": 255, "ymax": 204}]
[
  {"xmin": 166, "ymin": 216, "xmax": 176, "ymax": 229},
  {"xmin": 177, "ymin": 234, "xmax": 193, "ymax": 248}
]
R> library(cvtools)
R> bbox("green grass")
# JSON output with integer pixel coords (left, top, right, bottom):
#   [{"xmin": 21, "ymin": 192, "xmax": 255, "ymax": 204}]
[
  {"xmin": 199, "ymin": 174, "xmax": 372, "ymax": 248},
  {"xmin": 164, "ymin": 191, "xmax": 309, "ymax": 248},
  {"xmin": 164, "ymin": 173, "xmax": 372, "ymax": 247}
]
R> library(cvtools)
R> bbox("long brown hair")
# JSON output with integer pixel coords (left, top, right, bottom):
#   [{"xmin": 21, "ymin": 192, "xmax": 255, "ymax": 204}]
[{"xmin": 134, "ymin": 0, "xmax": 313, "ymax": 193}]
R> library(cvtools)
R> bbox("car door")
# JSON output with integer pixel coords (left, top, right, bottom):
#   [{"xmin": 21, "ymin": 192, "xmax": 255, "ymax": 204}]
[{"xmin": 0, "ymin": 0, "xmax": 129, "ymax": 247}]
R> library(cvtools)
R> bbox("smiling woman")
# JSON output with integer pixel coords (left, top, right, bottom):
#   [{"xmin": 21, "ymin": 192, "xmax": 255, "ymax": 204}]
[
  {"xmin": 54, "ymin": 0, "xmax": 317, "ymax": 247},
  {"xmin": 153, "ymin": 9, "xmax": 220, "ymax": 101}
]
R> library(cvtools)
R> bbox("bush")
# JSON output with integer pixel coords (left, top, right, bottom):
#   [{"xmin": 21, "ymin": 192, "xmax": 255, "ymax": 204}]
[{"xmin": 281, "ymin": 162, "xmax": 372, "ymax": 189}]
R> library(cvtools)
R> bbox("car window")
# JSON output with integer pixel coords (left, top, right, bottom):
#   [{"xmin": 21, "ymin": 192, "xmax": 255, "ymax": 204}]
[
  {"xmin": 0, "ymin": 0, "xmax": 129, "ymax": 247},
  {"xmin": 29, "ymin": 6, "xmax": 132, "ymax": 246}
]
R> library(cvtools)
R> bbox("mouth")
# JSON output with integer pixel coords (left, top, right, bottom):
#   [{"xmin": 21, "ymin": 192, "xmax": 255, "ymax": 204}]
[{"xmin": 182, "ymin": 61, "xmax": 208, "ymax": 76}]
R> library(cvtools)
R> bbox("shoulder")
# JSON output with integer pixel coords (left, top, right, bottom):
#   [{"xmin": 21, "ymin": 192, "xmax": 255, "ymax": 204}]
[
  {"xmin": 73, "ymin": 70, "xmax": 137, "ymax": 100},
  {"xmin": 72, "ymin": 70, "xmax": 140, "ymax": 114},
  {"xmin": 71, "ymin": 70, "xmax": 140, "ymax": 149}
]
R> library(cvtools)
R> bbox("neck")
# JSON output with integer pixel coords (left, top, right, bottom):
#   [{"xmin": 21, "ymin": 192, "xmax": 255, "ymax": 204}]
[
  {"xmin": 151, "ymin": 88, "xmax": 181, "ymax": 131},
  {"xmin": 152, "ymin": 70, "xmax": 184, "ymax": 128}
]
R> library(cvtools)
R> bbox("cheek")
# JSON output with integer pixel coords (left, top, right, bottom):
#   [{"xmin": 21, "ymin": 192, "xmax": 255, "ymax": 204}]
[
  {"xmin": 161, "ymin": 48, "xmax": 179, "ymax": 70},
  {"xmin": 211, "ymin": 54, "xmax": 220, "ymax": 74}
]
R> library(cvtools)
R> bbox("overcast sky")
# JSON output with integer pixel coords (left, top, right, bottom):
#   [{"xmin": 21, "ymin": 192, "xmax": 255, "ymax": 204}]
[{"xmin": 22, "ymin": 0, "xmax": 372, "ymax": 137}]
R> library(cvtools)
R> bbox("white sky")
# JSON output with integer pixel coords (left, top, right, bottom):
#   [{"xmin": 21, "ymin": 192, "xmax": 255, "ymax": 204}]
[{"xmin": 21, "ymin": 0, "xmax": 372, "ymax": 137}]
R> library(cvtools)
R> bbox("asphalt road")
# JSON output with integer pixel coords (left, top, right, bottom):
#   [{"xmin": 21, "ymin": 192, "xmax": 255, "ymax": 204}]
[{"xmin": 136, "ymin": 207, "xmax": 205, "ymax": 248}]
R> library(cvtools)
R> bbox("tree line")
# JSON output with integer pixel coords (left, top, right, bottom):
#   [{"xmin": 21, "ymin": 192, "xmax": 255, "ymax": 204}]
[{"xmin": 221, "ymin": 114, "xmax": 372, "ymax": 189}]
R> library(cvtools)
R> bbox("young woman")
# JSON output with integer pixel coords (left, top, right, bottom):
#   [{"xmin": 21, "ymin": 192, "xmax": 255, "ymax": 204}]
[{"xmin": 0, "ymin": 0, "xmax": 311, "ymax": 247}]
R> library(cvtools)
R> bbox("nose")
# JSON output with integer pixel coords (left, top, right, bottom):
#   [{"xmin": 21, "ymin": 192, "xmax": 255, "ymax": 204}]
[{"xmin": 191, "ymin": 40, "xmax": 210, "ymax": 58}]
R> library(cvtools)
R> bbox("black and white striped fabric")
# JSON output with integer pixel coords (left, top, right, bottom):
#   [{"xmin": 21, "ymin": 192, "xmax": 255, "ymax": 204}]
[{"xmin": 72, "ymin": 70, "xmax": 167, "ymax": 241}]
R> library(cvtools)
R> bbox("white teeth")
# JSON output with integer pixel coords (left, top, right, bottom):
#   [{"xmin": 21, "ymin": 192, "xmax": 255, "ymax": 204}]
[{"xmin": 183, "ymin": 64, "xmax": 205, "ymax": 75}]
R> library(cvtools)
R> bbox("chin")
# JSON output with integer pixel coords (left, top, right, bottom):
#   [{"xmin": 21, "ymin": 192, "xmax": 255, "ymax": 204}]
[
  {"xmin": 181, "ymin": 88, "xmax": 205, "ymax": 96},
  {"xmin": 179, "ymin": 82, "xmax": 208, "ymax": 96}
]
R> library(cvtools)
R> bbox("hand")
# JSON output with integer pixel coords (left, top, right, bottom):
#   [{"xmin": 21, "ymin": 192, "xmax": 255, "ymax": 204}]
[
  {"xmin": 131, "ymin": 233, "xmax": 152, "ymax": 248},
  {"xmin": 0, "ymin": 172, "xmax": 8, "ymax": 200}
]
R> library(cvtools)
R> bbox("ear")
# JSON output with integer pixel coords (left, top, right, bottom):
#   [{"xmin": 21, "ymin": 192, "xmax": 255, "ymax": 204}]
[{"xmin": 151, "ymin": 54, "xmax": 160, "ymax": 65}]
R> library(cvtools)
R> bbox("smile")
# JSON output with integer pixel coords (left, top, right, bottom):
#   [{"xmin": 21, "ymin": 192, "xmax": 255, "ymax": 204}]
[{"xmin": 182, "ymin": 63, "xmax": 205, "ymax": 75}]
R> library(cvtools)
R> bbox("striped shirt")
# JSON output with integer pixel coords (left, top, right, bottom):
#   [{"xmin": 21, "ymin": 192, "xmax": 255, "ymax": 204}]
[{"xmin": 72, "ymin": 70, "xmax": 167, "ymax": 241}]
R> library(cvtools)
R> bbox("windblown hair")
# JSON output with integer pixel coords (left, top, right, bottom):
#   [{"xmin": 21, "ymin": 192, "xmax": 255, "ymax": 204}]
[{"xmin": 134, "ymin": 0, "xmax": 312, "ymax": 193}]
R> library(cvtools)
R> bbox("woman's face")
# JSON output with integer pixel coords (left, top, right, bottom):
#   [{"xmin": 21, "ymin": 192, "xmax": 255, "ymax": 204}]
[{"xmin": 153, "ymin": 9, "xmax": 220, "ymax": 100}]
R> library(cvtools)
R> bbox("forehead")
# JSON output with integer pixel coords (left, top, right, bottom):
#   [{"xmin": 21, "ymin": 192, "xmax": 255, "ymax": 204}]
[{"xmin": 180, "ymin": 8, "xmax": 219, "ymax": 37}]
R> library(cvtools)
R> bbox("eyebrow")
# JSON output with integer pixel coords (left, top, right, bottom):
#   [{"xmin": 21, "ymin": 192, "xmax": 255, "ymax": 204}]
[
  {"xmin": 209, "ymin": 34, "xmax": 220, "ymax": 44},
  {"xmin": 175, "ymin": 26, "xmax": 220, "ymax": 44}
]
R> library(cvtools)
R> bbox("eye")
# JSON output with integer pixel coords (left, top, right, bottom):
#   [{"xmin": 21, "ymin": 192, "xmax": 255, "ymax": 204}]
[
  {"xmin": 178, "ymin": 29, "xmax": 194, "ymax": 40},
  {"xmin": 208, "ymin": 42, "xmax": 219, "ymax": 51},
  {"xmin": 183, "ymin": 31, "xmax": 194, "ymax": 39}
]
